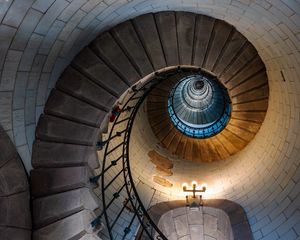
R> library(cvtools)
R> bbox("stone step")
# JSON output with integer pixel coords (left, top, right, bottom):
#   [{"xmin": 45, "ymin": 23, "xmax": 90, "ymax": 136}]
[
  {"xmin": 203, "ymin": 20, "xmax": 232, "ymax": 71},
  {"xmin": 0, "ymin": 128, "xmax": 18, "ymax": 167},
  {"xmin": 72, "ymin": 47, "xmax": 128, "ymax": 97},
  {"xmin": 91, "ymin": 32, "xmax": 140, "ymax": 85},
  {"xmin": 155, "ymin": 11, "xmax": 179, "ymax": 66},
  {"xmin": 33, "ymin": 187, "xmax": 100, "ymax": 229},
  {"xmin": 36, "ymin": 114, "xmax": 99, "ymax": 145},
  {"xmin": 213, "ymin": 31, "xmax": 247, "ymax": 75},
  {"xmin": 133, "ymin": 13, "xmax": 166, "ymax": 70},
  {"xmin": 31, "ymin": 166, "xmax": 94, "ymax": 198},
  {"xmin": 229, "ymin": 119, "xmax": 261, "ymax": 133},
  {"xmin": 32, "ymin": 140, "xmax": 99, "ymax": 169},
  {"xmin": 221, "ymin": 129, "xmax": 247, "ymax": 150},
  {"xmin": 0, "ymin": 226, "xmax": 31, "ymax": 240},
  {"xmin": 79, "ymin": 233, "xmax": 102, "ymax": 240},
  {"xmin": 33, "ymin": 210, "xmax": 96, "ymax": 240},
  {"xmin": 209, "ymin": 137, "xmax": 230, "ymax": 160},
  {"xmin": 230, "ymin": 71, "xmax": 268, "ymax": 97},
  {"xmin": 176, "ymin": 12, "xmax": 196, "ymax": 65},
  {"xmin": 232, "ymin": 99, "xmax": 268, "ymax": 112},
  {"xmin": 219, "ymin": 43, "xmax": 257, "ymax": 83},
  {"xmin": 226, "ymin": 57, "xmax": 264, "ymax": 88},
  {"xmin": 193, "ymin": 15, "xmax": 215, "ymax": 67},
  {"xmin": 0, "ymin": 191, "xmax": 31, "ymax": 229},
  {"xmin": 231, "ymin": 111, "xmax": 266, "ymax": 123},
  {"xmin": 111, "ymin": 20, "xmax": 153, "ymax": 77},
  {"xmin": 231, "ymin": 84, "xmax": 268, "ymax": 105},
  {"xmin": 226, "ymin": 124, "xmax": 255, "ymax": 142},
  {"xmin": 215, "ymin": 133, "xmax": 239, "ymax": 155},
  {"xmin": 45, "ymin": 89, "xmax": 106, "ymax": 127},
  {"xmin": 161, "ymin": 126, "xmax": 176, "ymax": 148},
  {"xmin": 57, "ymin": 66, "xmax": 116, "ymax": 112},
  {"xmin": 168, "ymin": 131, "xmax": 183, "ymax": 155},
  {"xmin": 0, "ymin": 157, "xmax": 28, "ymax": 196}
]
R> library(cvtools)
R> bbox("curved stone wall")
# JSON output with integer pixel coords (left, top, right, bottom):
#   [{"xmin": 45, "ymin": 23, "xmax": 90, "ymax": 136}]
[{"xmin": 0, "ymin": 1, "xmax": 299, "ymax": 240}]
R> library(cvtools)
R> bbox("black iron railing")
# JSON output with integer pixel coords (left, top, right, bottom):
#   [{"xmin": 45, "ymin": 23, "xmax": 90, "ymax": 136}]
[{"xmin": 90, "ymin": 67, "xmax": 206, "ymax": 240}]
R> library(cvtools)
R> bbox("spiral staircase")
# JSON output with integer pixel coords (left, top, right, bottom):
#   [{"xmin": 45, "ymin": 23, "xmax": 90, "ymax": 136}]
[{"xmin": 25, "ymin": 11, "xmax": 270, "ymax": 240}]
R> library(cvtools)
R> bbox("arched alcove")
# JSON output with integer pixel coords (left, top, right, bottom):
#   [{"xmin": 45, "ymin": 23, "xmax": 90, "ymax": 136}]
[
  {"xmin": 145, "ymin": 200, "xmax": 253, "ymax": 240},
  {"xmin": 157, "ymin": 206, "xmax": 233, "ymax": 240}
]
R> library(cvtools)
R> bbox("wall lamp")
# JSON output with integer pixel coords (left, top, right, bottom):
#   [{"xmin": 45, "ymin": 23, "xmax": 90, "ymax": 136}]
[
  {"xmin": 182, "ymin": 181, "xmax": 206, "ymax": 198},
  {"xmin": 182, "ymin": 181, "xmax": 207, "ymax": 209}
]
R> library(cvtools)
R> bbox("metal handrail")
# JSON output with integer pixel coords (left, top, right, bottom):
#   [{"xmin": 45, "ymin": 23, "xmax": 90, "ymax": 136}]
[{"xmin": 91, "ymin": 67, "xmax": 211, "ymax": 239}]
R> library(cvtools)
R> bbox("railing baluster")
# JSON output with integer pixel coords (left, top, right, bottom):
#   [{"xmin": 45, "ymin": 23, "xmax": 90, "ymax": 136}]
[
  {"xmin": 90, "ymin": 155, "xmax": 123, "ymax": 183},
  {"xmin": 97, "ymin": 130, "xmax": 125, "ymax": 149},
  {"xmin": 106, "ymin": 142, "xmax": 124, "ymax": 155},
  {"xmin": 104, "ymin": 169, "xmax": 124, "ymax": 191},
  {"xmin": 115, "ymin": 117, "xmax": 131, "ymax": 125},
  {"xmin": 91, "ymin": 182, "xmax": 127, "ymax": 224},
  {"xmin": 95, "ymin": 68, "xmax": 200, "ymax": 240},
  {"xmin": 122, "ymin": 212, "xmax": 137, "ymax": 239},
  {"xmin": 110, "ymin": 203, "xmax": 127, "ymax": 229}
]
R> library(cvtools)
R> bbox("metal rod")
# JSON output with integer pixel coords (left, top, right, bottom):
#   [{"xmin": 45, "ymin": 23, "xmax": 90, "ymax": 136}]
[
  {"xmin": 106, "ymin": 142, "xmax": 124, "ymax": 155},
  {"xmin": 97, "ymin": 67, "xmax": 203, "ymax": 239},
  {"xmin": 89, "ymin": 155, "xmax": 123, "ymax": 183},
  {"xmin": 115, "ymin": 117, "xmax": 131, "ymax": 125},
  {"xmin": 110, "ymin": 204, "xmax": 127, "ymax": 229},
  {"xmin": 104, "ymin": 169, "xmax": 124, "ymax": 191}
]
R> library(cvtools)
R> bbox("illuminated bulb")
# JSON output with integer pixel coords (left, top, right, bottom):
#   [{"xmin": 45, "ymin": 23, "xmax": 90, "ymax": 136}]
[
  {"xmin": 191, "ymin": 181, "xmax": 197, "ymax": 187},
  {"xmin": 182, "ymin": 183, "xmax": 188, "ymax": 190},
  {"xmin": 201, "ymin": 183, "xmax": 208, "ymax": 191}
]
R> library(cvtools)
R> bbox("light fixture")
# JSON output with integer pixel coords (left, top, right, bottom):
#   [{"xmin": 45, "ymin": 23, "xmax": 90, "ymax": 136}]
[
  {"xmin": 183, "ymin": 181, "xmax": 207, "ymax": 210},
  {"xmin": 182, "ymin": 181, "xmax": 206, "ymax": 198}
]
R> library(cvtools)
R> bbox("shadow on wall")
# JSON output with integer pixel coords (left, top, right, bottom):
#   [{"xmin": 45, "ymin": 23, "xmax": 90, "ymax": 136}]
[{"xmin": 0, "ymin": 126, "xmax": 31, "ymax": 240}]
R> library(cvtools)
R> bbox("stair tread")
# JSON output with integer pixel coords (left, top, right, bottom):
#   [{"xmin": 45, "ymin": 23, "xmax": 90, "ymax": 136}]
[
  {"xmin": 213, "ymin": 31, "xmax": 247, "ymax": 75},
  {"xmin": 57, "ymin": 67, "xmax": 116, "ymax": 111},
  {"xmin": 231, "ymin": 111, "xmax": 266, "ymax": 123},
  {"xmin": 92, "ymin": 32, "xmax": 140, "ymax": 85},
  {"xmin": 220, "ymin": 43, "xmax": 257, "ymax": 82},
  {"xmin": 112, "ymin": 20, "xmax": 154, "ymax": 77},
  {"xmin": 231, "ymin": 84, "xmax": 269, "ymax": 104},
  {"xmin": 230, "ymin": 71, "xmax": 268, "ymax": 97},
  {"xmin": 229, "ymin": 119, "xmax": 261, "ymax": 133},
  {"xmin": 73, "ymin": 47, "xmax": 128, "ymax": 96},
  {"xmin": 193, "ymin": 15, "xmax": 215, "ymax": 67},
  {"xmin": 176, "ymin": 12, "xmax": 196, "ymax": 65},
  {"xmin": 204, "ymin": 20, "xmax": 232, "ymax": 71},
  {"xmin": 226, "ymin": 124, "xmax": 255, "ymax": 142},
  {"xmin": 226, "ymin": 57, "xmax": 265, "ymax": 88},
  {"xmin": 155, "ymin": 11, "xmax": 179, "ymax": 66},
  {"xmin": 133, "ymin": 14, "xmax": 166, "ymax": 70},
  {"xmin": 45, "ymin": 89, "xmax": 106, "ymax": 127}
]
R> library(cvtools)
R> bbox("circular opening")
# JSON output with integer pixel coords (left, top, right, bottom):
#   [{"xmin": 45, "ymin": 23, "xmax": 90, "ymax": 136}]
[
  {"xmin": 194, "ymin": 80, "xmax": 205, "ymax": 90},
  {"xmin": 168, "ymin": 73, "xmax": 231, "ymax": 138}
]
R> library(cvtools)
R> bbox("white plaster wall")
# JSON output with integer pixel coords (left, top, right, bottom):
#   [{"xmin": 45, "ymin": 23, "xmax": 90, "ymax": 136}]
[{"xmin": 0, "ymin": 0, "xmax": 299, "ymax": 239}]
